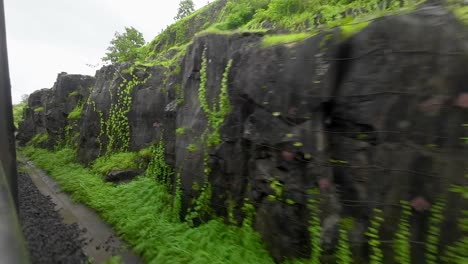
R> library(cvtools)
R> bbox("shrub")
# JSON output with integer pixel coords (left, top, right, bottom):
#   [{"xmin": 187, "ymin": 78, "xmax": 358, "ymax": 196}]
[
  {"xmin": 102, "ymin": 27, "xmax": 146, "ymax": 63},
  {"xmin": 214, "ymin": 0, "xmax": 270, "ymax": 30}
]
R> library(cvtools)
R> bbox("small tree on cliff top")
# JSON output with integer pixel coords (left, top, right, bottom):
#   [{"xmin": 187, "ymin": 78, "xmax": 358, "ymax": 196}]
[
  {"xmin": 102, "ymin": 27, "xmax": 145, "ymax": 63},
  {"xmin": 175, "ymin": 0, "xmax": 195, "ymax": 20}
]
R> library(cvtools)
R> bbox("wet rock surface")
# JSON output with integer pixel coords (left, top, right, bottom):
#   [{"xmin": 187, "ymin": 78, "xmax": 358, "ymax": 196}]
[
  {"xmin": 105, "ymin": 169, "xmax": 143, "ymax": 183},
  {"xmin": 18, "ymin": 172, "xmax": 87, "ymax": 264}
]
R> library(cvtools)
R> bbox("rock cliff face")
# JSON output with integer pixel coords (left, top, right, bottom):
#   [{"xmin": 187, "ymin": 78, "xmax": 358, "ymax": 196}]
[
  {"xmin": 18, "ymin": 73, "xmax": 95, "ymax": 148},
  {"xmin": 18, "ymin": 5, "xmax": 468, "ymax": 263}
]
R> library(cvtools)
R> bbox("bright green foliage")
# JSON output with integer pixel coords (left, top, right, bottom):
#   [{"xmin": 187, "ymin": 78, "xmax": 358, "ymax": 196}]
[
  {"xmin": 103, "ymin": 255, "xmax": 122, "ymax": 264},
  {"xmin": 442, "ymin": 182, "xmax": 468, "ymax": 263},
  {"xmin": 172, "ymin": 174, "xmax": 183, "ymax": 222},
  {"xmin": 105, "ymin": 67, "xmax": 151, "ymax": 153},
  {"xmin": 241, "ymin": 198, "xmax": 256, "ymax": 228},
  {"xmin": 199, "ymin": 48, "xmax": 209, "ymax": 113},
  {"xmin": 136, "ymin": 0, "xmax": 418, "ymax": 73},
  {"xmin": 176, "ymin": 127, "xmax": 186, "ymax": 135},
  {"xmin": 184, "ymin": 52, "xmax": 233, "ymax": 225},
  {"xmin": 185, "ymin": 179, "xmax": 213, "ymax": 226},
  {"xmin": 249, "ymin": 0, "xmax": 416, "ymax": 32},
  {"xmin": 426, "ymin": 197, "xmax": 446, "ymax": 264},
  {"xmin": 12, "ymin": 102, "xmax": 26, "ymax": 128},
  {"xmin": 185, "ymin": 152, "xmax": 214, "ymax": 226},
  {"xmin": 227, "ymin": 195, "xmax": 237, "ymax": 225},
  {"xmin": 336, "ymin": 218, "xmax": 353, "ymax": 264},
  {"xmin": 34, "ymin": 106, "xmax": 44, "ymax": 113},
  {"xmin": 67, "ymin": 103, "xmax": 83, "ymax": 120},
  {"xmin": 250, "ymin": 0, "xmax": 318, "ymax": 30},
  {"xmin": 102, "ymin": 27, "xmax": 146, "ymax": 63},
  {"xmin": 30, "ymin": 132, "xmax": 48, "ymax": 146},
  {"xmin": 340, "ymin": 20, "xmax": 370, "ymax": 39},
  {"xmin": 394, "ymin": 200, "xmax": 412, "ymax": 264},
  {"xmin": 91, "ymin": 152, "xmax": 140, "ymax": 176},
  {"xmin": 63, "ymin": 123, "xmax": 79, "ymax": 148},
  {"xmin": 175, "ymin": 0, "xmax": 195, "ymax": 20},
  {"xmin": 187, "ymin": 143, "xmax": 197, "ymax": 153},
  {"xmin": 145, "ymin": 143, "xmax": 173, "ymax": 186},
  {"xmin": 449, "ymin": 0, "xmax": 468, "ymax": 25},
  {"xmin": 174, "ymin": 83, "xmax": 184, "ymax": 105},
  {"xmin": 262, "ymin": 32, "xmax": 315, "ymax": 48},
  {"xmin": 214, "ymin": 0, "xmax": 270, "ymax": 30},
  {"xmin": 366, "ymin": 208, "xmax": 384, "ymax": 264},
  {"xmin": 198, "ymin": 48, "xmax": 233, "ymax": 147},
  {"xmin": 21, "ymin": 146, "xmax": 275, "ymax": 264},
  {"xmin": 267, "ymin": 179, "xmax": 284, "ymax": 202},
  {"xmin": 307, "ymin": 188, "xmax": 322, "ymax": 263},
  {"xmin": 146, "ymin": 1, "xmax": 219, "ymax": 58}
]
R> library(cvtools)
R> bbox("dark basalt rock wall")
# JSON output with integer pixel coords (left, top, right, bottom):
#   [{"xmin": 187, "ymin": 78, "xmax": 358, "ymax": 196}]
[
  {"xmin": 18, "ymin": 5, "xmax": 468, "ymax": 263},
  {"xmin": 18, "ymin": 73, "xmax": 95, "ymax": 147},
  {"xmin": 76, "ymin": 60, "xmax": 181, "ymax": 164}
]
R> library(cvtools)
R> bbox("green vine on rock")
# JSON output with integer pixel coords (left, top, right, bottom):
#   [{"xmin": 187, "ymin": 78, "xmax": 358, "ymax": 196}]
[
  {"xmin": 425, "ymin": 197, "xmax": 446, "ymax": 264},
  {"xmin": 336, "ymin": 217, "xmax": 353, "ymax": 264},
  {"xmin": 106, "ymin": 67, "xmax": 151, "ymax": 153},
  {"xmin": 172, "ymin": 173, "xmax": 182, "ymax": 222},
  {"xmin": 185, "ymin": 47, "xmax": 234, "ymax": 226},
  {"xmin": 198, "ymin": 47, "xmax": 233, "ymax": 147},
  {"xmin": 145, "ymin": 142, "xmax": 173, "ymax": 187},
  {"xmin": 394, "ymin": 200, "xmax": 412, "ymax": 264},
  {"xmin": 185, "ymin": 180, "xmax": 213, "ymax": 227},
  {"xmin": 242, "ymin": 198, "xmax": 256, "ymax": 229},
  {"xmin": 442, "ymin": 181, "xmax": 468, "ymax": 263},
  {"xmin": 307, "ymin": 188, "xmax": 322, "ymax": 263},
  {"xmin": 366, "ymin": 208, "xmax": 384, "ymax": 264},
  {"xmin": 88, "ymin": 98, "xmax": 106, "ymax": 155}
]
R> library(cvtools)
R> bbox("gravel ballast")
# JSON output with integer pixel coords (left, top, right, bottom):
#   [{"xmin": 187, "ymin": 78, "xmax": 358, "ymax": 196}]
[{"xmin": 18, "ymin": 171, "xmax": 87, "ymax": 264}]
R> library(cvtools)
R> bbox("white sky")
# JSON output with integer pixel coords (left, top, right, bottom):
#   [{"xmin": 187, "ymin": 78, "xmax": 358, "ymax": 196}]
[{"xmin": 5, "ymin": 0, "xmax": 208, "ymax": 103}]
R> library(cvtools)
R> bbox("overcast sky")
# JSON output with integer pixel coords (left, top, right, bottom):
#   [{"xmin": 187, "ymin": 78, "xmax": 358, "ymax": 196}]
[{"xmin": 5, "ymin": 0, "xmax": 208, "ymax": 103}]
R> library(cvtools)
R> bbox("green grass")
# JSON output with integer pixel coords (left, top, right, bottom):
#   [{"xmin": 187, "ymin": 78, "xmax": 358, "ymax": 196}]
[
  {"xmin": 12, "ymin": 102, "xmax": 26, "ymax": 128},
  {"xmin": 21, "ymin": 146, "xmax": 277, "ymax": 264},
  {"xmin": 262, "ymin": 32, "xmax": 315, "ymax": 48}
]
